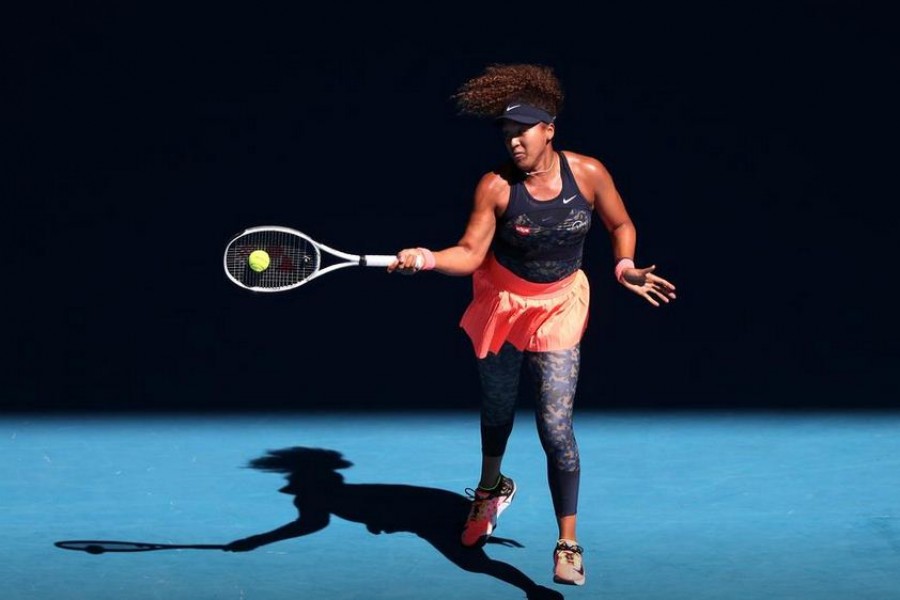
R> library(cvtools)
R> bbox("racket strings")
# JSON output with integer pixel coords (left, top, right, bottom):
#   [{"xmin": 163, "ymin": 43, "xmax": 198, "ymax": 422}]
[{"xmin": 226, "ymin": 230, "xmax": 320, "ymax": 290}]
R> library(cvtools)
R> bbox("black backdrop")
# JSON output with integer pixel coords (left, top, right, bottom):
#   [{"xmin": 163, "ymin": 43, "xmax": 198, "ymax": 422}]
[{"xmin": 5, "ymin": 4, "xmax": 898, "ymax": 412}]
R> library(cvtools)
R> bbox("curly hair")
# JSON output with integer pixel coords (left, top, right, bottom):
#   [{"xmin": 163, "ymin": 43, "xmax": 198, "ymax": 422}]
[{"xmin": 452, "ymin": 63, "xmax": 564, "ymax": 120}]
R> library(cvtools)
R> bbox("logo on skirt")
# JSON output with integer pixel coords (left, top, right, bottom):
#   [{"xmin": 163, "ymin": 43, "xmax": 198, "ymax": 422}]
[{"xmin": 515, "ymin": 225, "xmax": 531, "ymax": 235}]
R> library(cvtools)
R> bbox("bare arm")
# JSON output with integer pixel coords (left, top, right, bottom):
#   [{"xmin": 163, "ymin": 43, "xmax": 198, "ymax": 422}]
[
  {"xmin": 583, "ymin": 157, "xmax": 637, "ymax": 262},
  {"xmin": 573, "ymin": 153, "xmax": 677, "ymax": 306},
  {"xmin": 389, "ymin": 171, "xmax": 506, "ymax": 276}
]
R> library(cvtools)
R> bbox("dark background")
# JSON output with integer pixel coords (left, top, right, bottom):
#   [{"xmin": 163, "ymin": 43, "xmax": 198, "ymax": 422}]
[{"xmin": 4, "ymin": 4, "xmax": 898, "ymax": 412}]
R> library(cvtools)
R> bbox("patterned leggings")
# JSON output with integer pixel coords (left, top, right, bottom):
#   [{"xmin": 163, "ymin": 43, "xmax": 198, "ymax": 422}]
[{"xmin": 477, "ymin": 342, "xmax": 581, "ymax": 517}]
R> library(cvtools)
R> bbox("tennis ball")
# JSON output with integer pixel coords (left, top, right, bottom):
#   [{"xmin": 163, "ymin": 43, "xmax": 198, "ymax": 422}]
[{"xmin": 248, "ymin": 250, "xmax": 271, "ymax": 273}]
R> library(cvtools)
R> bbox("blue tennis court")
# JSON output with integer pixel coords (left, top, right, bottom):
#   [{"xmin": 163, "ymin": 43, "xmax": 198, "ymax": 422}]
[{"xmin": 5, "ymin": 410, "xmax": 898, "ymax": 599}]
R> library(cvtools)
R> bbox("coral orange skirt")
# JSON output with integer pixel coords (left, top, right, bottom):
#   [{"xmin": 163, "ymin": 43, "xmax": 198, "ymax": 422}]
[{"xmin": 459, "ymin": 254, "xmax": 590, "ymax": 359}]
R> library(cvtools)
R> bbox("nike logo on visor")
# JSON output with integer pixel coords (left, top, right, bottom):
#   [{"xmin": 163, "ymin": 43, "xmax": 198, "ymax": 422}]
[{"xmin": 505, "ymin": 104, "xmax": 521, "ymax": 112}]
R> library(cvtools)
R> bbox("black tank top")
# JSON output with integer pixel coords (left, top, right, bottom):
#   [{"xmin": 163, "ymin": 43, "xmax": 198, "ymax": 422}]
[{"xmin": 493, "ymin": 152, "xmax": 592, "ymax": 283}]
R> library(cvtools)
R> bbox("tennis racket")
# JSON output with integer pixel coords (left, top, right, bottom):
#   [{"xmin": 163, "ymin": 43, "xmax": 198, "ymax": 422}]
[
  {"xmin": 223, "ymin": 225, "xmax": 398, "ymax": 292},
  {"xmin": 55, "ymin": 540, "xmax": 226, "ymax": 554}
]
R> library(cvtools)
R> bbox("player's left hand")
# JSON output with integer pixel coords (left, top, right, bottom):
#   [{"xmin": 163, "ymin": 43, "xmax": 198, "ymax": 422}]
[{"xmin": 620, "ymin": 265, "xmax": 677, "ymax": 307}]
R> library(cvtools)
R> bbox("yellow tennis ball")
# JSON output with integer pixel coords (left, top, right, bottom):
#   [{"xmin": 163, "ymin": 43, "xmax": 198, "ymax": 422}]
[{"xmin": 248, "ymin": 250, "xmax": 270, "ymax": 273}]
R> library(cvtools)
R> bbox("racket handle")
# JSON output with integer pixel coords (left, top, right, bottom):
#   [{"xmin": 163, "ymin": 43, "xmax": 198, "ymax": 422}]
[{"xmin": 362, "ymin": 255, "xmax": 397, "ymax": 268}]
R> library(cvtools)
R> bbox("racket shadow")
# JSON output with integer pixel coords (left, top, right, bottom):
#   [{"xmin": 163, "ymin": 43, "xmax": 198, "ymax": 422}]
[{"xmin": 225, "ymin": 447, "xmax": 564, "ymax": 600}]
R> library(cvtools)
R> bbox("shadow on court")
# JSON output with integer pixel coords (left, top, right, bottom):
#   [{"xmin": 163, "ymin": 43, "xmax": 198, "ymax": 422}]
[
  {"xmin": 223, "ymin": 447, "xmax": 564, "ymax": 599},
  {"xmin": 52, "ymin": 446, "xmax": 562, "ymax": 598}
]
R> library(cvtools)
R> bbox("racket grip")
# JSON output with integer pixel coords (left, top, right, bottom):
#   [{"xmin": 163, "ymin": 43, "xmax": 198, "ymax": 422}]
[{"xmin": 363, "ymin": 255, "xmax": 397, "ymax": 268}]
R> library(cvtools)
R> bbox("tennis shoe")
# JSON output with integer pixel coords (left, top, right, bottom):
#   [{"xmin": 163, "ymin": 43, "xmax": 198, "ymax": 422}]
[
  {"xmin": 553, "ymin": 538, "xmax": 585, "ymax": 586},
  {"xmin": 460, "ymin": 474, "xmax": 516, "ymax": 548}
]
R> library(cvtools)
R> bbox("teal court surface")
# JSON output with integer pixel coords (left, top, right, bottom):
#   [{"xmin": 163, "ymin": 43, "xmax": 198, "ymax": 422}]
[{"xmin": 4, "ymin": 410, "xmax": 899, "ymax": 599}]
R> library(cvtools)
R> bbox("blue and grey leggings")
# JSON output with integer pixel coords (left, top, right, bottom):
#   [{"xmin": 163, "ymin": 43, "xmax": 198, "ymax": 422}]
[{"xmin": 476, "ymin": 342, "xmax": 581, "ymax": 517}]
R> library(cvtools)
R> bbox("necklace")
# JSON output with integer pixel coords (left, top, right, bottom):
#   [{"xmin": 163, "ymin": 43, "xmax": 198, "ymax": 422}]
[{"xmin": 525, "ymin": 153, "xmax": 557, "ymax": 177}]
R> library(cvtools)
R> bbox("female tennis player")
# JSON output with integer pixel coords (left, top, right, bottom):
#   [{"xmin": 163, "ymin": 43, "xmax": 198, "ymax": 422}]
[{"xmin": 389, "ymin": 63, "xmax": 677, "ymax": 586}]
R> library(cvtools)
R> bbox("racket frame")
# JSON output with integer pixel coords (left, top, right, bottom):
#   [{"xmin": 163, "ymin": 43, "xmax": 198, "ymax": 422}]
[{"xmin": 223, "ymin": 225, "xmax": 396, "ymax": 292}]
